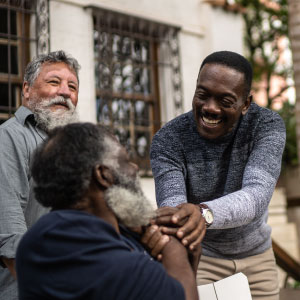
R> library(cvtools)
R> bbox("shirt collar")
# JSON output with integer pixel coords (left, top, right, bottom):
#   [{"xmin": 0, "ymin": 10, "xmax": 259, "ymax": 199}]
[
  {"xmin": 14, "ymin": 105, "xmax": 34, "ymax": 126},
  {"xmin": 15, "ymin": 105, "xmax": 47, "ymax": 140}
]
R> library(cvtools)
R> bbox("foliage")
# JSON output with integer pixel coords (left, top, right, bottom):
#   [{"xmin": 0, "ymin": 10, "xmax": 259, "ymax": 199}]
[
  {"xmin": 233, "ymin": 0, "xmax": 298, "ymax": 167},
  {"xmin": 236, "ymin": 0, "xmax": 291, "ymax": 108},
  {"xmin": 278, "ymin": 101, "xmax": 298, "ymax": 168}
]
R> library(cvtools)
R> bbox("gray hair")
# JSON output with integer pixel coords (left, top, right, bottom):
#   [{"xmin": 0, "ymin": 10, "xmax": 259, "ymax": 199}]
[{"xmin": 24, "ymin": 50, "xmax": 81, "ymax": 86}]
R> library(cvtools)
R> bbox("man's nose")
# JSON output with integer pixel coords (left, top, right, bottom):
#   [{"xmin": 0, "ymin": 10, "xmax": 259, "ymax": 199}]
[
  {"xmin": 57, "ymin": 83, "xmax": 71, "ymax": 98},
  {"xmin": 202, "ymin": 98, "xmax": 221, "ymax": 114}
]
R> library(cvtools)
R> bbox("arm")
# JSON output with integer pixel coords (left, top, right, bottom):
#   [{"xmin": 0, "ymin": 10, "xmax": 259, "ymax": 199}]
[
  {"xmin": 161, "ymin": 236, "xmax": 199, "ymax": 300},
  {"xmin": 0, "ymin": 127, "xmax": 29, "ymax": 275},
  {"xmin": 151, "ymin": 112, "xmax": 286, "ymax": 230},
  {"xmin": 204, "ymin": 114, "xmax": 286, "ymax": 229},
  {"xmin": 140, "ymin": 224, "xmax": 202, "ymax": 277},
  {"xmin": 151, "ymin": 132, "xmax": 206, "ymax": 249}
]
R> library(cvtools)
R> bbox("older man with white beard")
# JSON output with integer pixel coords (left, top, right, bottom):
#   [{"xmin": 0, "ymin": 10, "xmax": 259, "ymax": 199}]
[
  {"xmin": 16, "ymin": 123, "xmax": 200, "ymax": 300},
  {"xmin": 0, "ymin": 50, "xmax": 80, "ymax": 300}
]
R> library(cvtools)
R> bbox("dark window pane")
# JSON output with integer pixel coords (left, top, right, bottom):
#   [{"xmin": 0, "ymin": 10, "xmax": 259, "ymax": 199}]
[
  {"xmin": 0, "ymin": 45, "xmax": 8, "ymax": 73},
  {"xmin": 0, "ymin": 45, "xmax": 18, "ymax": 74},
  {"xmin": 11, "ymin": 45, "xmax": 18, "ymax": 74},
  {"xmin": 0, "ymin": 8, "xmax": 8, "ymax": 34},
  {"xmin": 0, "ymin": 83, "xmax": 9, "ymax": 107},
  {"xmin": 10, "ymin": 10, "xmax": 17, "ymax": 36},
  {"xmin": 0, "ymin": 9, "xmax": 17, "ymax": 35},
  {"xmin": 0, "ymin": 83, "xmax": 20, "ymax": 111}
]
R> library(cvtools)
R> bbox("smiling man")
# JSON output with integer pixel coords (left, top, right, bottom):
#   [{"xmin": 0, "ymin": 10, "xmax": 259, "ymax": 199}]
[
  {"xmin": 0, "ymin": 50, "xmax": 80, "ymax": 300},
  {"xmin": 150, "ymin": 51, "xmax": 286, "ymax": 300}
]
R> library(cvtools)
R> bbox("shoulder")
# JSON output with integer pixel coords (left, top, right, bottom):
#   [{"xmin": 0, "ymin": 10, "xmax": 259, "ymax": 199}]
[
  {"xmin": 245, "ymin": 103, "xmax": 285, "ymax": 129},
  {"xmin": 151, "ymin": 111, "xmax": 195, "ymax": 150},
  {"xmin": 20, "ymin": 210, "xmax": 121, "ymax": 243},
  {"xmin": 155, "ymin": 111, "xmax": 193, "ymax": 137},
  {"xmin": 0, "ymin": 116, "xmax": 30, "ymax": 143},
  {"xmin": 241, "ymin": 102, "xmax": 285, "ymax": 138},
  {"xmin": 0, "ymin": 117, "xmax": 31, "ymax": 161}
]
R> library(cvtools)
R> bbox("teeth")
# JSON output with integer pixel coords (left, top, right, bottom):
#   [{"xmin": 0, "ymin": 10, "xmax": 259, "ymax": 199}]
[{"xmin": 202, "ymin": 116, "xmax": 221, "ymax": 124}]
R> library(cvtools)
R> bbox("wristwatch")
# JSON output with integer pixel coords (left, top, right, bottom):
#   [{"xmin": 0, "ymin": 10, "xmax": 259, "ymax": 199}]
[{"xmin": 199, "ymin": 204, "xmax": 214, "ymax": 228}]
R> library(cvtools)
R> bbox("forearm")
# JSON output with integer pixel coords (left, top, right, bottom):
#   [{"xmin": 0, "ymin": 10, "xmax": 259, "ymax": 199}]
[
  {"xmin": 188, "ymin": 248, "xmax": 201, "ymax": 276},
  {"xmin": 162, "ymin": 238, "xmax": 198, "ymax": 300},
  {"xmin": 206, "ymin": 167, "xmax": 277, "ymax": 229},
  {"xmin": 2, "ymin": 257, "xmax": 16, "ymax": 279}
]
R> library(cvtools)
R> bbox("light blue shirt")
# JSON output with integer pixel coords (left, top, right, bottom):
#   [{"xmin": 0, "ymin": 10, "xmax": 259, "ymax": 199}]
[{"xmin": 0, "ymin": 106, "xmax": 49, "ymax": 300}]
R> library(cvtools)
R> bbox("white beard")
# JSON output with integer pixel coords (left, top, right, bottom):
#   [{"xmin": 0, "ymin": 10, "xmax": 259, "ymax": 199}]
[
  {"xmin": 27, "ymin": 96, "xmax": 79, "ymax": 132},
  {"xmin": 104, "ymin": 173, "xmax": 155, "ymax": 227}
]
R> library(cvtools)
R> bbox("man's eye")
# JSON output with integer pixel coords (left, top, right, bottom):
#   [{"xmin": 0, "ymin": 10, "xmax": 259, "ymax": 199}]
[
  {"xmin": 69, "ymin": 85, "xmax": 77, "ymax": 91},
  {"xmin": 196, "ymin": 93, "xmax": 208, "ymax": 100},
  {"xmin": 221, "ymin": 98, "xmax": 234, "ymax": 107},
  {"xmin": 49, "ymin": 80, "xmax": 59, "ymax": 85}
]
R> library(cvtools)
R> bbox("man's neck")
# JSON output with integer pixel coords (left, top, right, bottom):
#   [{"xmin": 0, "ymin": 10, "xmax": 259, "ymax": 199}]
[{"xmin": 72, "ymin": 194, "xmax": 120, "ymax": 234}]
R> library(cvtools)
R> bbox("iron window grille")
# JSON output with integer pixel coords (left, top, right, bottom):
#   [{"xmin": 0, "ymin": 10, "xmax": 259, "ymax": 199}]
[{"xmin": 92, "ymin": 7, "xmax": 183, "ymax": 175}]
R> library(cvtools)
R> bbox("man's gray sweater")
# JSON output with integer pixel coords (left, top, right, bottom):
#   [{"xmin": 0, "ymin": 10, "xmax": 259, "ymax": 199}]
[{"xmin": 150, "ymin": 102, "xmax": 286, "ymax": 259}]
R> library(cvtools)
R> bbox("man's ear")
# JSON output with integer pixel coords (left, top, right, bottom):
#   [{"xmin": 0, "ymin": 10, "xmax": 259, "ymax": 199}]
[
  {"xmin": 22, "ymin": 81, "xmax": 30, "ymax": 104},
  {"xmin": 93, "ymin": 165, "xmax": 114, "ymax": 189},
  {"xmin": 242, "ymin": 94, "xmax": 252, "ymax": 115}
]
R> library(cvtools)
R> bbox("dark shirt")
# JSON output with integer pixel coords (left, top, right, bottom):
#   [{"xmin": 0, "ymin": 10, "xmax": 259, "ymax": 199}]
[{"xmin": 16, "ymin": 210, "xmax": 185, "ymax": 300}]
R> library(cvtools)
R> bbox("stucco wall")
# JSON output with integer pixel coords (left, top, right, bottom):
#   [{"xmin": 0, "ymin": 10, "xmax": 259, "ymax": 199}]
[
  {"xmin": 49, "ymin": 1, "xmax": 96, "ymax": 123},
  {"xmin": 49, "ymin": 0, "xmax": 245, "ymax": 199}
]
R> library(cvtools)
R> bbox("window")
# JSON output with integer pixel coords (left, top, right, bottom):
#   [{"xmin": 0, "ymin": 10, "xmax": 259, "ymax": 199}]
[
  {"xmin": 93, "ymin": 8, "xmax": 182, "ymax": 175},
  {"xmin": 0, "ymin": 0, "xmax": 49, "ymax": 124}
]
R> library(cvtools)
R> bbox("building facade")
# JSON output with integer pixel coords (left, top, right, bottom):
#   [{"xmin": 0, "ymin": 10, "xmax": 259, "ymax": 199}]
[{"xmin": 0, "ymin": 0, "xmax": 244, "ymax": 203}]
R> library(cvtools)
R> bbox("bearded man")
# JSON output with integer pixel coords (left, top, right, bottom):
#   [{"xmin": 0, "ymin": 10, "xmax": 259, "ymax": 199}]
[
  {"xmin": 0, "ymin": 50, "xmax": 80, "ymax": 299},
  {"xmin": 16, "ymin": 123, "xmax": 200, "ymax": 300}
]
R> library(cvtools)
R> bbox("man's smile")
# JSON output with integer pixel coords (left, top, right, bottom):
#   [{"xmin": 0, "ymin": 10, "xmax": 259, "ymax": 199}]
[{"xmin": 201, "ymin": 115, "xmax": 222, "ymax": 127}]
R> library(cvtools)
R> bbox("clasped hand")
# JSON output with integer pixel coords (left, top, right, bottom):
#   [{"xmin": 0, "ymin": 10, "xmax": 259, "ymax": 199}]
[{"xmin": 140, "ymin": 203, "xmax": 206, "ymax": 261}]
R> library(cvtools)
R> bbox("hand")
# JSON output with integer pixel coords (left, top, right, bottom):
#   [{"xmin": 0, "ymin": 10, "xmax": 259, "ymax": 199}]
[
  {"xmin": 175, "ymin": 203, "xmax": 206, "ymax": 250},
  {"xmin": 161, "ymin": 203, "xmax": 206, "ymax": 251},
  {"xmin": 140, "ymin": 225, "xmax": 170, "ymax": 261},
  {"xmin": 151, "ymin": 207, "xmax": 186, "ymax": 236}
]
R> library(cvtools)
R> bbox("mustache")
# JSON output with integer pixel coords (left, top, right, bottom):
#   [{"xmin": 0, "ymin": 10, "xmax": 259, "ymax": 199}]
[{"xmin": 42, "ymin": 96, "xmax": 74, "ymax": 110}]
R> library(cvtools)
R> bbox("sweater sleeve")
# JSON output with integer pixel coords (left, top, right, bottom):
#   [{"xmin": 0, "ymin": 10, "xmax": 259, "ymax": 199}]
[
  {"xmin": 150, "ymin": 128, "xmax": 188, "ymax": 208},
  {"xmin": 204, "ymin": 113, "xmax": 286, "ymax": 229}
]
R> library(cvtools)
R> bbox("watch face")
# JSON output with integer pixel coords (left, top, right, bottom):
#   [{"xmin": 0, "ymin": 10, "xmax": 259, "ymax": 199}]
[{"xmin": 204, "ymin": 210, "xmax": 214, "ymax": 224}]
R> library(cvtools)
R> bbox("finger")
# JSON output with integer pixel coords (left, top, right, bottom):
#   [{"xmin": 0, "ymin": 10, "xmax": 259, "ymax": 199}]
[
  {"xmin": 161, "ymin": 227, "xmax": 178, "ymax": 236},
  {"xmin": 147, "ymin": 230, "xmax": 163, "ymax": 249},
  {"xmin": 176, "ymin": 207, "xmax": 202, "ymax": 239},
  {"xmin": 153, "ymin": 215, "xmax": 174, "ymax": 225},
  {"xmin": 154, "ymin": 215, "xmax": 188, "ymax": 227},
  {"xmin": 172, "ymin": 204, "xmax": 194, "ymax": 224},
  {"xmin": 155, "ymin": 207, "xmax": 179, "ymax": 217},
  {"xmin": 157, "ymin": 254, "xmax": 162, "ymax": 261},
  {"xmin": 180, "ymin": 219, "xmax": 206, "ymax": 248},
  {"xmin": 140, "ymin": 225, "xmax": 158, "ymax": 244},
  {"xmin": 189, "ymin": 228, "xmax": 206, "ymax": 251},
  {"xmin": 151, "ymin": 235, "xmax": 170, "ymax": 257}
]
